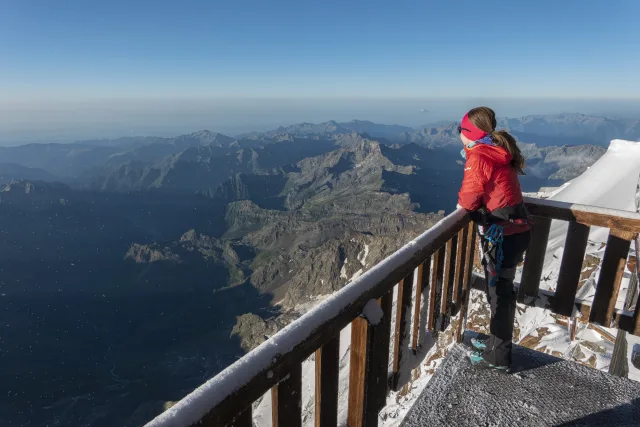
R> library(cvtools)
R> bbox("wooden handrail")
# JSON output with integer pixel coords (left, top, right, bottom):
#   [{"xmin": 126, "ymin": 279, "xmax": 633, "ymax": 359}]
[
  {"xmin": 144, "ymin": 198, "xmax": 640, "ymax": 427},
  {"xmin": 144, "ymin": 209, "xmax": 470, "ymax": 427},
  {"xmin": 524, "ymin": 197, "xmax": 640, "ymax": 232}
]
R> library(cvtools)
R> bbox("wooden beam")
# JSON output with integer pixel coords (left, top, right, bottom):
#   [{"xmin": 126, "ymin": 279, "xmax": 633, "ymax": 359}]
[
  {"xmin": 185, "ymin": 212, "xmax": 471, "ymax": 426},
  {"xmin": 440, "ymin": 234, "xmax": 458, "ymax": 331},
  {"xmin": 347, "ymin": 294, "xmax": 393, "ymax": 427},
  {"xmin": 442, "ymin": 234, "xmax": 457, "ymax": 313},
  {"xmin": 392, "ymin": 275, "xmax": 413, "ymax": 390},
  {"xmin": 518, "ymin": 216, "xmax": 552, "ymax": 303},
  {"xmin": 525, "ymin": 198, "xmax": 640, "ymax": 234},
  {"xmin": 411, "ymin": 261, "xmax": 430, "ymax": 351},
  {"xmin": 272, "ymin": 363, "xmax": 302, "ymax": 427},
  {"xmin": 463, "ymin": 223, "xmax": 477, "ymax": 294},
  {"xmin": 428, "ymin": 245, "xmax": 446, "ymax": 331},
  {"xmin": 590, "ymin": 229, "xmax": 635, "ymax": 326},
  {"xmin": 453, "ymin": 227, "xmax": 468, "ymax": 309},
  {"xmin": 456, "ymin": 222, "xmax": 477, "ymax": 343},
  {"xmin": 366, "ymin": 293, "xmax": 393, "ymax": 424},
  {"xmin": 553, "ymin": 222, "xmax": 591, "ymax": 316},
  {"xmin": 347, "ymin": 316, "xmax": 368, "ymax": 427},
  {"xmin": 315, "ymin": 335, "xmax": 339, "ymax": 427}
]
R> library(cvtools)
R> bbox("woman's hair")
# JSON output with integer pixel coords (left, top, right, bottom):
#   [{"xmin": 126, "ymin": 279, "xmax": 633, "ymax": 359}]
[{"xmin": 467, "ymin": 106, "xmax": 526, "ymax": 175}]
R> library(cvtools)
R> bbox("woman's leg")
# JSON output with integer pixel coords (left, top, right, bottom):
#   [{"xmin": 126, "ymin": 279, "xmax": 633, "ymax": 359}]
[{"xmin": 482, "ymin": 230, "xmax": 531, "ymax": 367}]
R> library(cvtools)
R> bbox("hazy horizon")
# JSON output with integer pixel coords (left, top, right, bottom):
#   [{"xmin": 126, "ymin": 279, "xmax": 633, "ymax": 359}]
[{"xmin": 2, "ymin": 97, "xmax": 640, "ymax": 146}]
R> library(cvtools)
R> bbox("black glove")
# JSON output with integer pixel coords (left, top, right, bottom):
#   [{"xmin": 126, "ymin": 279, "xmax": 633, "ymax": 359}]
[{"xmin": 469, "ymin": 206, "xmax": 488, "ymax": 224}]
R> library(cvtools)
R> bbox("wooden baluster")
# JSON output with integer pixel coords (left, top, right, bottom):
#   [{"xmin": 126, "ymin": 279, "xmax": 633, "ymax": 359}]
[
  {"xmin": 347, "ymin": 292, "xmax": 392, "ymax": 427},
  {"xmin": 227, "ymin": 406, "xmax": 252, "ymax": 427},
  {"xmin": 428, "ymin": 245, "xmax": 446, "ymax": 331},
  {"xmin": 315, "ymin": 335, "xmax": 340, "ymax": 427},
  {"xmin": 456, "ymin": 222, "xmax": 477, "ymax": 343},
  {"xmin": 392, "ymin": 274, "xmax": 413, "ymax": 390},
  {"xmin": 440, "ymin": 234, "xmax": 458, "ymax": 331},
  {"xmin": 590, "ymin": 229, "xmax": 635, "ymax": 326},
  {"xmin": 348, "ymin": 317, "xmax": 368, "ymax": 427},
  {"xmin": 553, "ymin": 222, "xmax": 591, "ymax": 316},
  {"xmin": 411, "ymin": 260, "xmax": 431, "ymax": 351},
  {"xmin": 453, "ymin": 227, "xmax": 468, "ymax": 311},
  {"xmin": 366, "ymin": 293, "xmax": 393, "ymax": 423},
  {"xmin": 518, "ymin": 216, "xmax": 552, "ymax": 303},
  {"xmin": 272, "ymin": 363, "xmax": 302, "ymax": 427}
]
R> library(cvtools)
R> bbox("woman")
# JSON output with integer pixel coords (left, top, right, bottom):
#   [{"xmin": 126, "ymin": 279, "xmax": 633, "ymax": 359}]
[{"xmin": 457, "ymin": 106, "xmax": 532, "ymax": 371}]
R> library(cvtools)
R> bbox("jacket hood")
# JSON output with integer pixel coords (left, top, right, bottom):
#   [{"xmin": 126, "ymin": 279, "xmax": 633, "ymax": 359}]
[{"xmin": 467, "ymin": 143, "xmax": 512, "ymax": 165}]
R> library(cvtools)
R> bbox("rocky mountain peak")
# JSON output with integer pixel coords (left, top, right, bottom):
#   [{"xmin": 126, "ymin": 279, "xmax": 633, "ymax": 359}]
[
  {"xmin": 125, "ymin": 243, "xmax": 182, "ymax": 264},
  {"xmin": 174, "ymin": 130, "xmax": 236, "ymax": 147}
]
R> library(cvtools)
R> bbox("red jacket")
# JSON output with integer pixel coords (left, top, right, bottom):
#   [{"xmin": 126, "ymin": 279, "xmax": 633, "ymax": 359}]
[{"xmin": 458, "ymin": 143, "xmax": 530, "ymax": 235}]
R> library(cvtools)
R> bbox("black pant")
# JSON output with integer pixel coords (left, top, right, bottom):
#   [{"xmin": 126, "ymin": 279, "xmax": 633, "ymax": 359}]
[{"xmin": 481, "ymin": 229, "xmax": 531, "ymax": 367}]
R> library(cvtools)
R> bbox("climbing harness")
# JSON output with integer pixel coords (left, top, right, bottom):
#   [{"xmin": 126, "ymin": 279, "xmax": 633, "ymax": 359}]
[{"xmin": 479, "ymin": 224, "xmax": 504, "ymax": 287}]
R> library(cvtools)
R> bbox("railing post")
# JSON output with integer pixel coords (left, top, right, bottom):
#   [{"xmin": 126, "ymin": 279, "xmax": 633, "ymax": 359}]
[
  {"xmin": 392, "ymin": 275, "xmax": 413, "ymax": 390},
  {"xmin": 367, "ymin": 294, "xmax": 393, "ymax": 423},
  {"xmin": 590, "ymin": 229, "xmax": 635, "ymax": 326},
  {"xmin": 518, "ymin": 216, "xmax": 552, "ymax": 303},
  {"xmin": 456, "ymin": 222, "xmax": 476, "ymax": 343},
  {"xmin": 315, "ymin": 335, "xmax": 340, "ymax": 427},
  {"xmin": 272, "ymin": 364, "xmax": 302, "ymax": 427},
  {"xmin": 453, "ymin": 227, "xmax": 468, "ymax": 310},
  {"xmin": 428, "ymin": 246, "xmax": 446, "ymax": 331},
  {"xmin": 411, "ymin": 261, "xmax": 430, "ymax": 352},
  {"xmin": 347, "ymin": 293, "xmax": 392, "ymax": 427},
  {"xmin": 440, "ymin": 234, "xmax": 458, "ymax": 331},
  {"xmin": 553, "ymin": 222, "xmax": 591, "ymax": 316}
]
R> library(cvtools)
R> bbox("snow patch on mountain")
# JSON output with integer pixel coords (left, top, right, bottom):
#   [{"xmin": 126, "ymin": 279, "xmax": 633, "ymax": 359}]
[
  {"xmin": 340, "ymin": 258, "xmax": 349, "ymax": 279},
  {"xmin": 358, "ymin": 244, "xmax": 370, "ymax": 267}
]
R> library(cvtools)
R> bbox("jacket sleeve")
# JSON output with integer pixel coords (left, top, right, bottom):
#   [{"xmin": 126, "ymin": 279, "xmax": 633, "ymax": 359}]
[{"xmin": 457, "ymin": 153, "xmax": 492, "ymax": 211}]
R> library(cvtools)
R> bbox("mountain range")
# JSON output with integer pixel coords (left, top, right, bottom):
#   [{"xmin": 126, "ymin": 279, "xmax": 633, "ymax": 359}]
[{"xmin": 0, "ymin": 112, "xmax": 625, "ymax": 426}]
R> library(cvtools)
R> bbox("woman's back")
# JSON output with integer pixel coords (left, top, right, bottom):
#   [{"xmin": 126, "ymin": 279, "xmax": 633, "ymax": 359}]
[{"xmin": 461, "ymin": 142, "xmax": 524, "ymax": 213}]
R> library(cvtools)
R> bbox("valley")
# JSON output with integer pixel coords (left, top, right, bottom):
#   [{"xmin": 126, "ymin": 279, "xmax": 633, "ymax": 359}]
[{"xmin": 0, "ymin": 115, "xmax": 620, "ymax": 426}]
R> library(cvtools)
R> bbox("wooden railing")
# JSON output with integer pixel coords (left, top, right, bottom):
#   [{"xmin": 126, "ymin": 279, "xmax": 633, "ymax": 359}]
[
  {"xmin": 145, "ymin": 199, "xmax": 640, "ymax": 427},
  {"xmin": 520, "ymin": 197, "xmax": 640, "ymax": 333}
]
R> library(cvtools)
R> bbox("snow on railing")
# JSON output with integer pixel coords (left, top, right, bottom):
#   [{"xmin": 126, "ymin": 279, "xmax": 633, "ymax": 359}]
[{"xmin": 144, "ymin": 207, "xmax": 470, "ymax": 427}]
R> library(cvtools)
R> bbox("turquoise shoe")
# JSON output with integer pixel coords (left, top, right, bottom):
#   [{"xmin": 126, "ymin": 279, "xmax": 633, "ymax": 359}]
[
  {"xmin": 468, "ymin": 352, "xmax": 510, "ymax": 372},
  {"xmin": 470, "ymin": 337, "xmax": 487, "ymax": 352}
]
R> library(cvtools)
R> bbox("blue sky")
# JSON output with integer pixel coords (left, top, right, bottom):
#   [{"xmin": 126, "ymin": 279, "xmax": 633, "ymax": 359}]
[
  {"xmin": 1, "ymin": 0, "xmax": 640, "ymax": 143},
  {"xmin": 2, "ymin": 0, "xmax": 639, "ymax": 100}
]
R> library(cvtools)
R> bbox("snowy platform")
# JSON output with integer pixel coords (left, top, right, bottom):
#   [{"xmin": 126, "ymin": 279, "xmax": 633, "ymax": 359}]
[{"xmin": 400, "ymin": 342, "xmax": 640, "ymax": 427}]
